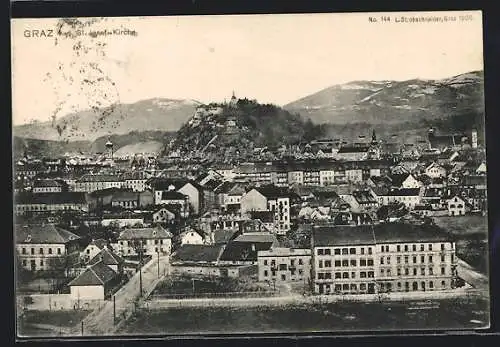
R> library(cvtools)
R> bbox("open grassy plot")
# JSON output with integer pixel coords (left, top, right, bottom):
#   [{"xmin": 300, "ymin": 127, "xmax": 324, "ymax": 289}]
[
  {"xmin": 433, "ymin": 216, "xmax": 489, "ymax": 275},
  {"xmin": 17, "ymin": 309, "xmax": 92, "ymax": 337},
  {"xmin": 151, "ymin": 274, "xmax": 267, "ymax": 297},
  {"xmin": 119, "ymin": 297, "xmax": 489, "ymax": 335}
]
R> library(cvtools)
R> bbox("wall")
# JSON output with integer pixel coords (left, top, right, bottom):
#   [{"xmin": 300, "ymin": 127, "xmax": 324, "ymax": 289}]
[
  {"xmin": 17, "ymin": 294, "xmax": 105, "ymax": 311},
  {"xmin": 70, "ymin": 285, "xmax": 105, "ymax": 301},
  {"xmin": 240, "ymin": 190, "xmax": 267, "ymax": 214}
]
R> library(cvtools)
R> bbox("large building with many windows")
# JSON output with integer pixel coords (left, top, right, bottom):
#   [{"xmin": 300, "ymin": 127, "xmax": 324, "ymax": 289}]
[
  {"xmin": 257, "ymin": 247, "xmax": 311, "ymax": 283},
  {"xmin": 311, "ymin": 223, "xmax": 458, "ymax": 295}
]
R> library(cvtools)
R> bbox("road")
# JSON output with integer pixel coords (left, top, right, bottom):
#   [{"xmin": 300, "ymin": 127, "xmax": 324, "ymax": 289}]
[
  {"xmin": 69, "ymin": 255, "xmax": 170, "ymax": 336},
  {"xmin": 456, "ymin": 258, "xmax": 489, "ymax": 291}
]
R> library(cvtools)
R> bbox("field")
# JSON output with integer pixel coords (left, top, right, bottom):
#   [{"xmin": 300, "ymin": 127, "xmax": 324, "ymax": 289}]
[
  {"xmin": 17, "ymin": 309, "xmax": 92, "ymax": 337},
  {"xmin": 152, "ymin": 274, "xmax": 267, "ymax": 297},
  {"xmin": 119, "ymin": 297, "xmax": 489, "ymax": 335},
  {"xmin": 433, "ymin": 216, "xmax": 489, "ymax": 274}
]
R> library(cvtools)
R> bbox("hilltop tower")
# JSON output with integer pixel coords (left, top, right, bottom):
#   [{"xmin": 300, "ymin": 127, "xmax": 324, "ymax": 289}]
[
  {"xmin": 229, "ymin": 91, "xmax": 238, "ymax": 108},
  {"xmin": 105, "ymin": 137, "xmax": 114, "ymax": 160}
]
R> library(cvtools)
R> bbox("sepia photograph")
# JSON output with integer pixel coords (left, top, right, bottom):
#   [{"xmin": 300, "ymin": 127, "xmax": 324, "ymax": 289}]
[{"xmin": 11, "ymin": 11, "xmax": 489, "ymax": 338}]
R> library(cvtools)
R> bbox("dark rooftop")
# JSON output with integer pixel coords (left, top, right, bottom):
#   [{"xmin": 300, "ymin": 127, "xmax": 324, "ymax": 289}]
[
  {"xmin": 312, "ymin": 223, "xmax": 454, "ymax": 247},
  {"xmin": 68, "ymin": 261, "xmax": 117, "ymax": 286},
  {"xmin": 16, "ymin": 224, "xmax": 81, "ymax": 244}
]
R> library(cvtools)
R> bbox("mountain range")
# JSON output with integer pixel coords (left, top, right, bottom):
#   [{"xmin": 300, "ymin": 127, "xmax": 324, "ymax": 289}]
[
  {"xmin": 284, "ymin": 71, "xmax": 484, "ymax": 142},
  {"xmin": 13, "ymin": 71, "xmax": 485, "ymax": 156}
]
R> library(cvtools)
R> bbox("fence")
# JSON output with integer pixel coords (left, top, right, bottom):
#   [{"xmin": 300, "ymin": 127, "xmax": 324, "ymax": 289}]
[
  {"xmin": 17, "ymin": 294, "xmax": 106, "ymax": 312},
  {"xmin": 149, "ymin": 290, "xmax": 281, "ymax": 300}
]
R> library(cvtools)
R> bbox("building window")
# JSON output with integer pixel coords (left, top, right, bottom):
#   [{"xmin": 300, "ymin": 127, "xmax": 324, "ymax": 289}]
[
  {"xmin": 335, "ymin": 272, "xmax": 341, "ymax": 279},
  {"xmin": 349, "ymin": 248, "xmax": 356, "ymax": 255},
  {"xmin": 381, "ymin": 269, "xmax": 385, "ymax": 276},
  {"xmin": 40, "ymin": 259, "xmax": 44, "ymax": 266},
  {"xmin": 441, "ymin": 255, "xmax": 445, "ymax": 262},
  {"xmin": 380, "ymin": 246, "xmax": 384, "ymax": 252},
  {"xmin": 368, "ymin": 271, "xmax": 374, "ymax": 278},
  {"xmin": 325, "ymin": 249, "xmax": 331, "ymax": 255},
  {"xmin": 413, "ymin": 268, "xmax": 417, "ymax": 276},
  {"xmin": 360, "ymin": 283, "xmax": 367, "ymax": 291},
  {"xmin": 429, "ymin": 255, "xmax": 433, "ymax": 263},
  {"xmin": 318, "ymin": 260, "xmax": 323, "ymax": 268},
  {"xmin": 429, "ymin": 267, "xmax": 434, "ymax": 275},
  {"xmin": 404, "ymin": 256, "xmax": 409, "ymax": 264},
  {"xmin": 441, "ymin": 267, "xmax": 445, "ymax": 275},
  {"xmin": 413, "ymin": 256, "xmax": 417, "ymax": 264},
  {"xmin": 325, "ymin": 273, "xmax": 332, "ymax": 279},
  {"xmin": 350, "ymin": 259, "xmax": 357, "ymax": 266},
  {"xmin": 404, "ymin": 245, "xmax": 408, "ymax": 252},
  {"xmin": 264, "ymin": 270, "xmax": 268, "ymax": 277},
  {"xmin": 48, "ymin": 248, "xmax": 52, "ymax": 255},
  {"xmin": 385, "ymin": 245, "xmax": 389, "ymax": 252},
  {"xmin": 428, "ymin": 244, "xmax": 433, "ymax": 251},
  {"xmin": 22, "ymin": 248, "xmax": 26, "ymax": 254},
  {"xmin": 441, "ymin": 280, "xmax": 446, "ymax": 288},
  {"xmin": 351, "ymin": 272, "xmax": 356, "ymax": 279},
  {"xmin": 57, "ymin": 248, "xmax": 61, "ymax": 255},
  {"xmin": 420, "ymin": 244, "xmax": 425, "ymax": 251},
  {"xmin": 342, "ymin": 248, "xmax": 348, "ymax": 255},
  {"xmin": 264, "ymin": 260, "xmax": 268, "ymax": 266},
  {"xmin": 360, "ymin": 259, "xmax": 367, "ymax": 266},
  {"xmin": 397, "ymin": 245, "xmax": 401, "ymax": 252},
  {"xmin": 387, "ymin": 269, "xmax": 392, "ymax": 276},
  {"xmin": 39, "ymin": 248, "xmax": 44, "ymax": 255},
  {"xmin": 412, "ymin": 244, "xmax": 416, "ymax": 252},
  {"xmin": 325, "ymin": 260, "xmax": 332, "ymax": 268},
  {"xmin": 367, "ymin": 259, "xmax": 374, "ymax": 266},
  {"xmin": 360, "ymin": 271, "xmax": 367, "ymax": 278},
  {"xmin": 360, "ymin": 248, "xmax": 365, "ymax": 255},
  {"xmin": 334, "ymin": 249, "xmax": 340, "ymax": 255},
  {"xmin": 397, "ymin": 282, "xmax": 402, "ymax": 289},
  {"xmin": 298, "ymin": 259, "xmax": 303, "ymax": 265},
  {"xmin": 386, "ymin": 256, "xmax": 391, "ymax": 264},
  {"xmin": 342, "ymin": 260, "xmax": 349, "ymax": 267},
  {"xmin": 397, "ymin": 268, "xmax": 401, "ymax": 276},
  {"xmin": 380, "ymin": 257, "xmax": 385, "ymax": 265},
  {"xmin": 30, "ymin": 248, "xmax": 34, "ymax": 255},
  {"xmin": 441, "ymin": 244, "xmax": 445, "ymax": 251},
  {"xmin": 334, "ymin": 260, "xmax": 341, "ymax": 267},
  {"xmin": 368, "ymin": 247, "xmax": 372, "ymax": 255},
  {"xmin": 22, "ymin": 260, "xmax": 27, "ymax": 266},
  {"xmin": 421, "ymin": 255, "xmax": 425, "ymax": 263},
  {"xmin": 318, "ymin": 249, "xmax": 324, "ymax": 255},
  {"xmin": 318, "ymin": 273, "xmax": 324, "ymax": 280},
  {"xmin": 342, "ymin": 272, "xmax": 349, "ymax": 279},
  {"xmin": 421, "ymin": 268, "xmax": 425, "ymax": 276},
  {"xmin": 405, "ymin": 268, "xmax": 409, "ymax": 275},
  {"xmin": 397, "ymin": 256, "xmax": 401, "ymax": 264},
  {"xmin": 429, "ymin": 281, "xmax": 434, "ymax": 289}
]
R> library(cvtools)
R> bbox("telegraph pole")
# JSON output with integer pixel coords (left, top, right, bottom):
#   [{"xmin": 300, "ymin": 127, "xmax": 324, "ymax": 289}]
[
  {"xmin": 157, "ymin": 251, "xmax": 160, "ymax": 279},
  {"xmin": 113, "ymin": 295, "xmax": 116, "ymax": 325},
  {"xmin": 81, "ymin": 321, "xmax": 84, "ymax": 336}
]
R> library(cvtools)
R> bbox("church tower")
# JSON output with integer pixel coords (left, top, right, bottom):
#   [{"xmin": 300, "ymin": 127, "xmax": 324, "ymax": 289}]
[{"xmin": 229, "ymin": 90, "xmax": 238, "ymax": 108}]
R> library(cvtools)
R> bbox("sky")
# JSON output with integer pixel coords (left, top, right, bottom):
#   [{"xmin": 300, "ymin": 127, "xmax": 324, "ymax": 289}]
[{"xmin": 11, "ymin": 11, "xmax": 483, "ymax": 125}]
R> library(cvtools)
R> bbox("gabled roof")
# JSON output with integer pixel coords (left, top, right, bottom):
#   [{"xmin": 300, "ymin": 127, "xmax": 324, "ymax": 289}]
[
  {"xmin": 33, "ymin": 179, "xmax": 65, "ymax": 188},
  {"xmin": 213, "ymin": 230, "xmax": 238, "ymax": 244},
  {"xmin": 148, "ymin": 178, "xmax": 190, "ymax": 191},
  {"xmin": 233, "ymin": 232, "xmax": 278, "ymax": 244},
  {"xmin": 389, "ymin": 173, "xmax": 412, "ymax": 187},
  {"xmin": 118, "ymin": 226, "xmax": 172, "ymax": 240},
  {"xmin": 68, "ymin": 261, "xmax": 117, "ymax": 286},
  {"xmin": 249, "ymin": 210, "xmax": 274, "ymax": 223},
  {"xmin": 16, "ymin": 224, "xmax": 80, "ymax": 244},
  {"xmin": 352, "ymin": 190, "xmax": 377, "ymax": 204},
  {"xmin": 312, "ymin": 223, "xmax": 454, "ymax": 247},
  {"xmin": 385, "ymin": 188, "xmax": 421, "ymax": 196},
  {"xmin": 253, "ymin": 185, "xmax": 290, "ymax": 200},
  {"xmin": 219, "ymin": 240, "xmax": 274, "ymax": 262},
  {"xmin": 15, "ymin": 192, "xmax": 88, "ymax": 205},
  {"xmin": 77, "ymin": 174, "xmax": 124, "ymax": 183},
  {"xmin": 161, "ymin": 191, "xmax": 187, "ymax": 200},
  {"xmin": 88, "ymin": 247, "xmax": 124, "ymax": 266},
  {"xmin": 337, "ymin": 146, "xmax": 370, "ymax": 154}
]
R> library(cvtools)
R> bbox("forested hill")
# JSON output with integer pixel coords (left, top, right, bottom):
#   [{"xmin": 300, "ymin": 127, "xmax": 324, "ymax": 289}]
[{"xmin": 165, "ymin": 98, "xmax": 327, "ymax": 157}]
